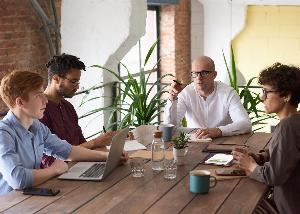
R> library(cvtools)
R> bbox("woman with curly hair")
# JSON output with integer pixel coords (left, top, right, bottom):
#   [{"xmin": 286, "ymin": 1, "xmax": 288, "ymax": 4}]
[{"xmin": 233, "ymin": 63, "xmax": 300, "ymax": 213}]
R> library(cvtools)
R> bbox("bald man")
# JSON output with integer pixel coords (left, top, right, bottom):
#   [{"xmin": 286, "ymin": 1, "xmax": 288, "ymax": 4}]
[{"xmin": 165, "ymin": 56, "xmax": 251, "ymax": 138}]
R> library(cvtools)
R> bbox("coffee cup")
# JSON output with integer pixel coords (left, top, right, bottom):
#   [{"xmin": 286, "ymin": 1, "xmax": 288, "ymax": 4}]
[
  {"xmin": 189, "ymin": 170, "xmax": 217, "ymax": 194},
  {"xmin": 159, "ymin": 124, "xmax": 174, "ymax": 142}
]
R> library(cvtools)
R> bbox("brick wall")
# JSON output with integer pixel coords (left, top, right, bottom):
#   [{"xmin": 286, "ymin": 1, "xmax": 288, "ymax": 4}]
[
  {"xmin": 160, "ymin": 0, "xmax": 191, "ymax": 86},
  {"xmin": 0, "ymin": 0, "xmax": 61, "ymax": 113}
]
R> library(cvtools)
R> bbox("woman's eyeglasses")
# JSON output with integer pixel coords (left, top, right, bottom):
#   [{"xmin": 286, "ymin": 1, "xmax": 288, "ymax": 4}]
[
  {"xmin": 191, "ymin": 70, "xmax": 212, "ymax": 78},
  {"xmin": 261, "ymin": 88, "xmax": 277, "ymax": 99}
]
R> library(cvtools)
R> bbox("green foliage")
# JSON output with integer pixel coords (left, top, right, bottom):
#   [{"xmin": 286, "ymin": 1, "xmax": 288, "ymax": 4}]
[
  {"xmin": 222, "ymin": 46, "xmax": 277, "ymax": 131},
  {"xmin": 81, "ymin": 40, "xmax": 172, "ymax": 130},
  {"xmin": 172, "ymin": 132, "xmax": 190, "ymax": 149}
]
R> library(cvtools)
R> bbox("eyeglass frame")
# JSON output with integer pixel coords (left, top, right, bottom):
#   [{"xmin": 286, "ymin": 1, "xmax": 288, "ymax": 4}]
[
  {"xmin": 61, "ymin": 76, "xmax": 80, "ymax": 85},
  {"xmin": 261, "ymin": 88, "xmax": 278, "ymax": 100},
  {"xmin": 191, "ymin": 70, "xmax": 214, "ymax": 78}
]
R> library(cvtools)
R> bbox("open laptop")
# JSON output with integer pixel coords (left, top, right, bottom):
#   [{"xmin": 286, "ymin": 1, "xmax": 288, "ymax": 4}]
[{"xmin": 58, "ymin": 127, "xmax": 129, "ymax": 181}]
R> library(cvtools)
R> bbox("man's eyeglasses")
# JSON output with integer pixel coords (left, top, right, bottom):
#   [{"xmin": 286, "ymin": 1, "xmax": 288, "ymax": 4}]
[
  {"xmin": 261, "ymin": 88, "xmax": 277, "ymax": 99},
  {"xmin": 191, "ymin": 70, "xmax": 212, "ymax": 78},
  {"xmin": 62, "ymin": 76, "xmax": 80, "ymax": 85}
]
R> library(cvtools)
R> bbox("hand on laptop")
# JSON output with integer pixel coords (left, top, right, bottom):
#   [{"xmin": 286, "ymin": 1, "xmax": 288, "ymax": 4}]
[
  {"xmin": 120, "ymin": 151, "xmax": 128, "ymax": 165},
  {"xmin": 194, "ymin": 127, "xmax": 222, "ymax": 139},
  {"xmin": 51, "ymin": 159, "xmax": 69, "ymax": 175}
]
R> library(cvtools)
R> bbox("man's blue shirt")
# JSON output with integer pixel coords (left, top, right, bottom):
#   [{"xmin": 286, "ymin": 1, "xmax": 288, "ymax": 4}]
[{"xmin": 0, "ymin": 111, "xmax": 72, "ymax": 195}]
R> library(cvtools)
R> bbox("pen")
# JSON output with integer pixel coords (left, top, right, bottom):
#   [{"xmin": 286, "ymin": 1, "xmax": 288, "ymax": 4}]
[
  {"xmin": 103, "ymin": 126, "xmax": 107, "ymax": 133},
  {"xmin": 173, "ymin": 79, "xmax": 182, "ymax": 85}
]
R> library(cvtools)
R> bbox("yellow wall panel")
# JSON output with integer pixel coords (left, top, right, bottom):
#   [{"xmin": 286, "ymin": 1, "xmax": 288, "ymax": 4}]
[{"xmin": 232, "ymin": 5, "xmax": 300, "ymax": 84}]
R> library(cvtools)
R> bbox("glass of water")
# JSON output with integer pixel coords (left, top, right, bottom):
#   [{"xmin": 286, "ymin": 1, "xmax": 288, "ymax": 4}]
[
  {"xmin": 164, "ymin": 159, "xmax": 177, "ymax": 180},
  {"xmin": 130, "ymin": 158, "xmax": 145, "ymax": 178}
]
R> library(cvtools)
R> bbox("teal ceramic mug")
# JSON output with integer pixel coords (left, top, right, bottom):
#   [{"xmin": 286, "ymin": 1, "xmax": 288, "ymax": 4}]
[{"xmin": 189, "ymin": 170, "xmax": 217, "ymax": 194}]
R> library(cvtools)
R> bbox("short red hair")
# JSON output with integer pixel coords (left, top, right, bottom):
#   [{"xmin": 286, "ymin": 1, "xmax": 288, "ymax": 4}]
[{"xmin": 0, "ymin": 71, "xmax": 44, "ymax": 108}]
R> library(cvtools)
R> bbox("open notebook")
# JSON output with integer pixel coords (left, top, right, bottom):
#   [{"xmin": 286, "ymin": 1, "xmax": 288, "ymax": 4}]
[{"xmin": 187, "ymin": 133, "xmax": 212, "ymax": 143}]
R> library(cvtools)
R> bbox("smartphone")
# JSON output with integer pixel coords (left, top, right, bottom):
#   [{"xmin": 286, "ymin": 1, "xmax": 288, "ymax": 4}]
[
  {"xmin": 215, "ymin": 169, "xmax": 246, "ymax": 176},
  {"xmin": 22, "ymin": 187, "xmax": 60, "ymax": 196}
]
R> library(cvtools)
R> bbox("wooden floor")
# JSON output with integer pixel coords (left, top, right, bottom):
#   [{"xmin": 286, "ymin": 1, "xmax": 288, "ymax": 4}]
[{"xmin": 0, "ymin": 132, "xmax": 272, "ymax": 214}]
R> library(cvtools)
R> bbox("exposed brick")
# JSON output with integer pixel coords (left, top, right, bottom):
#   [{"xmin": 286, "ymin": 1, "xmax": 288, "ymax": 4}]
[
  {"xmin": 160, "ymin": 0, "xmax": 191, "ymax": 86},
  {"xmin": 0, "ymin": 0, "xmax": 61, "ymax": 112}
]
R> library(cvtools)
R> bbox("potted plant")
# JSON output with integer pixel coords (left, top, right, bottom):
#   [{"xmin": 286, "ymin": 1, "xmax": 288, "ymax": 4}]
[
  {"xmin": 172, "ymin": 132, "xmax": 190, "ymax": 165},
  {"xmin": 79, "ymin": 40, "xmax": 173, "ymax": 132},
  {"xmin": 222, "ymin": 46, "xmax": 277, "ymax": 131}
]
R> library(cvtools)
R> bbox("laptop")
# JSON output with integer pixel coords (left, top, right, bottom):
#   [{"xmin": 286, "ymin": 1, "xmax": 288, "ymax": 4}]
[{"xmin": 58, "ymin": 127, "xmax": 129, "ymax": 181}]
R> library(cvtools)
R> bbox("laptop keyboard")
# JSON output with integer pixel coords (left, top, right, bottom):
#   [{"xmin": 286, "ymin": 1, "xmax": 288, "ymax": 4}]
[{"xmin": 79, "ymin": 163, "xmax": 106, "ymax": 178}]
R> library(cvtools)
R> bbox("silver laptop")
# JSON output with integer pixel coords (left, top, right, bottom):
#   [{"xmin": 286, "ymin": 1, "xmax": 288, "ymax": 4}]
[{"xmin": 58, "ymin": 127, "xmax": 129, "ymax": 181}]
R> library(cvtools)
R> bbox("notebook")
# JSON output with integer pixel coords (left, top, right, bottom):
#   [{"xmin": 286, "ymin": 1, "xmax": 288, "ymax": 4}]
[
  {"xmin": 187, "ymin": 134, "xmax": 212, "ymax": 143},
  {"xmin": 58, "ymin": 127, "xmax": 129, "ymax": 181}
]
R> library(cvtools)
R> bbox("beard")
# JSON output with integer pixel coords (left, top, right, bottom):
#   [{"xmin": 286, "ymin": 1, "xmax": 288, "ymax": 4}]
[{"xmin": 58, "ymin": 84, "xmax": 76, "ymax": 98}]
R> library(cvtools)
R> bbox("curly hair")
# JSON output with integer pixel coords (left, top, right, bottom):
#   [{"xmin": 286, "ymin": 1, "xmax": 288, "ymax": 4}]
[
  {"xmin": 46, "ymin": 53, "xmax": 86, "ymax": 81},
  {"xmin": 0, "ymin": 71, "xmax": 44, "ymax": 108},
  {"xmin": 258, "ymin": 62, "xmax": 300, "ymax": 107}
]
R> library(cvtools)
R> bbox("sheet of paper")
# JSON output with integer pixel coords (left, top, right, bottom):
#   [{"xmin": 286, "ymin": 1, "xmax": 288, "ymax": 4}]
[
  {"xmin": 205, "ymin": 153, "xmax": 233, "ymax": 166},
  {"xmin": 124, "ymin": 140, "xmax": 147, "ymax": 151},
  {"xmin": 106, "ymin": 140, "xmax": 147, "ymax": 152}
]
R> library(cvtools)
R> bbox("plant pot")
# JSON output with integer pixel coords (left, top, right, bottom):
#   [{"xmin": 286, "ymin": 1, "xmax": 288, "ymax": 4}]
[{"xmin": 173, "ymin": 147, "xmax": 188, "ymax": 165}]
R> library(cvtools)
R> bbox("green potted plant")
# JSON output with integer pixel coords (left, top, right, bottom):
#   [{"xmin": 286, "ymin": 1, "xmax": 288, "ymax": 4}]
[
  {"xmin": 79, "ymin": 40, "xmax": 173, "ymax": 132},
  {"xmin": 222, "ymin": 46, "xmax": 277, "ymax": 131},
  {"xmin": 172, "ymin": 132, "xmax": 190, "ymax": 165}
]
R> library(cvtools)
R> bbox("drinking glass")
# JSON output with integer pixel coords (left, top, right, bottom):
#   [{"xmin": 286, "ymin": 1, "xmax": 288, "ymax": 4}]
[
  {"xmin": 164, "ymin": 159, "xmax": 177, "ymax": 180},
  {"xmin": 130, "ymin": 158, "xmax": 145, "ymax": 178}
]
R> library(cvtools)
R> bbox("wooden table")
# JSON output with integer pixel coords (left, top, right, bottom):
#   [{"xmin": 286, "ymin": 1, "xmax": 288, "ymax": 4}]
[{"xmin": 0, "ymin": 132, "xmax": 272, "ymax": 213}]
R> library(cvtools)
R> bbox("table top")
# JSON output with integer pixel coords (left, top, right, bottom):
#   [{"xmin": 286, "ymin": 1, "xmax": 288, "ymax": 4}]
[{"xmin": 0, "ymin": 132, "xmax": 272, "ymax": 214}]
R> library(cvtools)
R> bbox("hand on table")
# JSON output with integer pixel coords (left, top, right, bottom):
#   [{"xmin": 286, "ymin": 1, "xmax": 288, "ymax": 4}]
[
  {"xmin": 232, "ymin": 150, "xmax": 258, "ymax": 175},
  {"xmin": 51, "ymin": 159, "xmax": 69, "ymax": 175},
  {"xmin": 120, "ymin": 151, "xmax": 129, "ymax": 165},
  {"xmin": 194, "ymin": 127, "xmax": 222, "ymax": 139}
]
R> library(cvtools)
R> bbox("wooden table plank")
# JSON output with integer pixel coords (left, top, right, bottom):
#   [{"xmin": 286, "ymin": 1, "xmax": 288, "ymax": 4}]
[
  {"xmin": 2, "ymin": 178, "xmax": 87, "ymax": 213},
  {"xmin": 75, "ymin": 143, "xmax": 208, "ymax": 213},
  {"xmin": 216, "ymin": 132, "xmax": 272, "ymax": 214},
  {"xmin": 212, "ymin": 132, "xmax": 252, "ymax": 145},
  {"xmin": 1, "ymin": 133, "xmax": 271, "ymax": 213},
  {"xmin": 146, "ymin": 164, "xmax": 240, "ymax": 214},
  {"xmin": 0, "ymin": 191, "xmax": 30, "ymax": 212},
  {"xmin": 217, "ymin": 178, "xmax": 267, "ymax": 214},
  {"xmin": 34, "ymin": 164, "xmax": 131, "ymax": 213},
  {"xmin": 245, "ymin": 132, "xmax": 272, "ymax": 153}
]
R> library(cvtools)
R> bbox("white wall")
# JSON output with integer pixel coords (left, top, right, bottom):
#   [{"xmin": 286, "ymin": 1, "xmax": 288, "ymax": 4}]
[
  {"xmin": 192, "ymin": 0, "xmax": 300, "ymax": 83},
  {"xmin": 61, "ymin": 0, "xmax": 147, "ymax": 138}
]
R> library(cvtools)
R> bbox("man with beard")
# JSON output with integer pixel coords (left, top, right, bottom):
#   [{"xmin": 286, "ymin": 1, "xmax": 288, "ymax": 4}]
[
  {"xmin": 164, "ymin": 56, "xmax": 251, "ymax": 139},
  {"xmin": 40, "ymin": 54, "xmax": 115, "ymax": 168}
]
